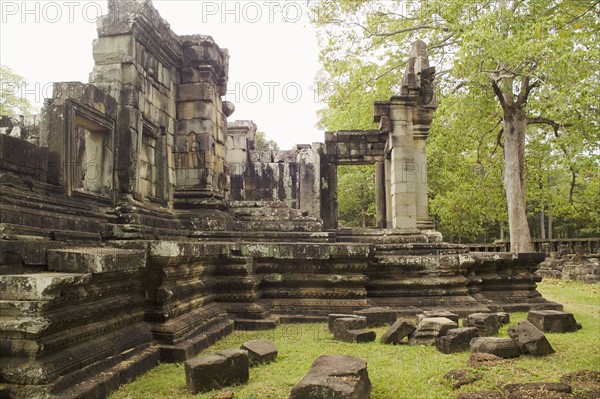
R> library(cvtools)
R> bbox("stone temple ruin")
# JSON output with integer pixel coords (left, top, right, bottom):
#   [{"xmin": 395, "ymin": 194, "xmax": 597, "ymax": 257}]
[{"xmin": 0, "ymin": 1, "xmax": 562, "ymax": 398}]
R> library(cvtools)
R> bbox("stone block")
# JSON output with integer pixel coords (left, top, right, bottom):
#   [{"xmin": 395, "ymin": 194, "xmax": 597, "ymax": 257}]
[
  {"xmin": 418, "ymin": 310, "xmax": 459, "ymax": 324},
  {"xmin": 332, "ymin": 317, "xmax": 375, "ymax": 343},
  {"xmin": 327, "ymin": 314, "xmax": 365, "ymax": 333},
  {"xmin": 92, "ymin": 35, "xmax": 134, "ymax": 65},
  {"xmin": 527, "ymin": 310, "xmax": 582, "ymax": 333},
  {"xmin": 184, "ymin": 349, "xmax": 249, "ymax": 394},
  {"xmin": 353, "ymin": 306, "xmax": 397, "ymax": 327},
  {"xmin": 47, "ymin": 248, "xmax": 146, "ymax": 274},
  {"xmin": 380, "ymin": 318, "xmax": 417, "ymax": 344},
  {"xmin": 289, "ymin": 355, "xmax": 371, "ymax": 399},
  {"xmin": 470, "ymin": 337, "xmax": 522, "ymax": 358},
  {"xmin": 463, "ymin": 313, "xmax": 500, "ymax": 336},
  {"xmin": 435, "ymin": 327, "xmax": 479, "ymax": 354},
  {"xmin": 240, "ymin": 339, "xmax": 277, "ymax": 365},
  {"xmin": 495, "ymin": 312, "xmax": 510, "ymax": 326},
  {"xmin": 409, "ymin": 317, "xmax": 458, "ymax": 345},
  {"xmin": 507, "ymin": 321, "xmax": 554, "ymax": 356}
]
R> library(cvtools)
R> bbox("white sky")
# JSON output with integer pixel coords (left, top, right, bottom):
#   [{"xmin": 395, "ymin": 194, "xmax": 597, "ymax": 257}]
[{"xmin": 0, "ymin": 0, "xmax": 325, "ymax": 149}]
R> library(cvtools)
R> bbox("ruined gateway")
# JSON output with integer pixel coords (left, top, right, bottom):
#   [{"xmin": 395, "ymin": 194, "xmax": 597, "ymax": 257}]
[{"xmin": 0, "ymin": 1, "xmax": 561, "ymax": 398}]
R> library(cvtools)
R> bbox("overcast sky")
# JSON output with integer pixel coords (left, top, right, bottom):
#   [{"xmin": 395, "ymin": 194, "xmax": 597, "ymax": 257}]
[{"xmin": 0, "ymin": 0, "xmax": 325, "ymax": 149}]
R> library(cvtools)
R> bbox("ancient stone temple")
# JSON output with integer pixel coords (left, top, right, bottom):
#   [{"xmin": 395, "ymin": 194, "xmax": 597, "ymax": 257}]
[{"xmin": 0, "ymin": 1, "xmax": 560, "ymax": 398}]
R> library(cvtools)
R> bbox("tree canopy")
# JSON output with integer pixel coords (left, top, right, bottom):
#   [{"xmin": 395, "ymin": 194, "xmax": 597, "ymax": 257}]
[
  {"xmin": 0, "ymin": 65, "xmax": 33, "ymax": 116},
  {"xmin": 253, "ymin": 131, "xmax": 280, "ymax": 151},
  {"xmin": 311, "ymin": 0, "xmax": 600, "ymax": 244}
]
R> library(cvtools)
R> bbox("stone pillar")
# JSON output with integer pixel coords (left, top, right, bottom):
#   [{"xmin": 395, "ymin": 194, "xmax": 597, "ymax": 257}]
[
  {"xmin": 388, "ymin": 97, "xmax": 418, "ymax": 229},
  {"xmin": 298, "ymin": 144, "xmax": 322, "ymax": 218},
  {"xmin": 385, "ymin": 158, "xmax": 392, "ymax": 226},
  {"xmin": 174, "ymin": 35, "xmax": 230, "ymax": 207},
  {"xmin": 375, "ymin": 161, "xmax": 386, "ymax": 228},
  {"xmin": 414, "ymin": 122, "xmax": 434, "ymax": 229},
  {"xmin": 226, "ymin": 120, "xmax": 255, "ymax": 200}
]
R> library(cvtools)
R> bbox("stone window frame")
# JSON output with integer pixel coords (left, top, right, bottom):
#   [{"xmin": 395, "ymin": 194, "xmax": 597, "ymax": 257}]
[
  {"xmin": 139, "ymin": 118, "xmax": 168, "ymax": 204},
  {"xmin": 64, "ymin": 99, "xmax": 116, "ymax": 204}
]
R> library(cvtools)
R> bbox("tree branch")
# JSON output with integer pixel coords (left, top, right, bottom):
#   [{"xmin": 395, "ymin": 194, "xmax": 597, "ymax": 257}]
[{"xmin": 491, "ymin": 79, "xmax": 509, "ymax": 113}]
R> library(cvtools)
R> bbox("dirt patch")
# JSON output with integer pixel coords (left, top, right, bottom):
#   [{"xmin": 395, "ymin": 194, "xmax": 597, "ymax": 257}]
[
  {"xmin": 561, "ymin": 370, "xmax": 600, "ymax": 399},
  {"xmin": 444, "ymin": 369, "xmax": 483, "ymax": 389}
]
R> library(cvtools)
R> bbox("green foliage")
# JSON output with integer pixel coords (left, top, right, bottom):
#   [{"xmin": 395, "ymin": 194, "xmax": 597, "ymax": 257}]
[
  {"xmin": 110, "ymin": 279, "xmax": 600, "ymax": 399},
  {"xmin": 337, "ymin": 164, "xmax": 376, "ymax": 227},
  {"xmin": 311, "ymin": 0, "xmax": 600, "ymax": 240},
  {"xmin": 0, "ymin": 65, "xmax": 33, "ymax": 116},
  {"xmin": 254, "ymin": 131, "xmax": 279, "ymax": 151}
]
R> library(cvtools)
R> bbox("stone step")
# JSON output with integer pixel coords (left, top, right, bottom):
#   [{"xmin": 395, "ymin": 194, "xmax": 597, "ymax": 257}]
[
  {"xmin": 233, "ymin": 220, "xmax": 322, "ymax": 232},
  {"xmin": 159, "ymin": 319, "xmax": 235, "ymax": 363}
]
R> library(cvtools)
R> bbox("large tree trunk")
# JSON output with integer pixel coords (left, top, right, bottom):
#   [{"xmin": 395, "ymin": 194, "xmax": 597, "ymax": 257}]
[{"xmin": 503, "ymin": 109, "xmax": 534, "ymax": 252}]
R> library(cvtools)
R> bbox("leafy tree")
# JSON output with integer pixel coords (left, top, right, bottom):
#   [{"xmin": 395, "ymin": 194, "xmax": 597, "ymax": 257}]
[
  {"xmin": 253, "ymin": 131, "xmax": 279, "ymax": 151},
  {"xmin": 0, "ymin": 65, "xmax": 33, "ymax": 116},
  {"xmin": 337, "ymin": 164, "xmax": 376, "ymax": 228},
  {"xmin": 311, "ymin": 0, "xmax": 600, "ymax": 249}
]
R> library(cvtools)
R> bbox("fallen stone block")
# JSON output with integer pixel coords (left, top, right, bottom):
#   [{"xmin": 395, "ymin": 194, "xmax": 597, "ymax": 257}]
[
  {"xmin": 332, "ymin": 317, "xmax": 376, "ymax": 343},
  {"xmin": 418, "ymin": 310, "xmax": 459, "ymax": 324},
  {"xmin": 463, "ymin": 313, "xmax": 500, "ymax": 336},
  {"xmin": 507, "ymin": 320, "xmax": 554, "ymax": 356},
  {"xmin": 503, "ymin": 382, "xmax": 572, "ymax": 399},
  {"xmin": 353, "ymin": 307, "xmax": 397, "ymax": 327},
  {"xmin": 470, "ymin": 337, "xmax": 521, "ymax": 358},
  {"xmin": 241, "ymin": 339, "xmax": 277, "ymax": 365},
  {"xmin": 409, "ymin": 317, "xmax": 458, "ymax": 345},
  {"xmin": 184, "ymin": 349, "xmax": 249, "ymax": 394},
  {"xmin": 328, "ymin": 314, "xmax": 366, "ymax": 333},
  {"xmin": 495, "ymin": 312, "xmax": 510, "ymax": 326},
  {"xmin": 380, "ymin": 318, "xmax": 417, "ymax": 344},
  {"xmin": 435, "ymin": 327, "xmax": 479, "ymax": 354},
  {"xmin": 527, "ymin": 310, "xmax": 582, "ymax": 333},
  {"xmin": 289, "ymin": 354, "xmax": 371, "ymax": 399}
]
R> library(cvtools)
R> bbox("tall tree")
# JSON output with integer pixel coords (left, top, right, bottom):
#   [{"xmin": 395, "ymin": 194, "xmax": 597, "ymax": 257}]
[{"xmin": 312, "ymin": 0, "xmax": 600, "ymax": 251}]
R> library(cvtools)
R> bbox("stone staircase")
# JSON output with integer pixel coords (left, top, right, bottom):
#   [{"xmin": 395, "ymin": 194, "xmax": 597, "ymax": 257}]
[
  {"xmin": 0, "ymin": 247, "xmax": 159, "ymax": 399},
  {"xmin": 229, "ymin": 201, "xmax": 323, "ymax": 232}
]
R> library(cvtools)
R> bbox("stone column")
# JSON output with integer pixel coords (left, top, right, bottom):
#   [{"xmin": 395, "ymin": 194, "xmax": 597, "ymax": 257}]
[
  {"xmin": 174, "ymin": 36, "xmax": 230, "ymax": 207},
  {"xmin": 375, "ymin": 161, "xmax": 386, "ymax": 228},
  {"xmin": 414, "ymin": 121, "xmax": 434, "ymax": 229},
  {"xmin": 385, "ymin": 158, "xmax": 392, "ymax": 226},
  {"xmin": 388, "ymin": 96, "xmax": 418, "ymax": 229}
]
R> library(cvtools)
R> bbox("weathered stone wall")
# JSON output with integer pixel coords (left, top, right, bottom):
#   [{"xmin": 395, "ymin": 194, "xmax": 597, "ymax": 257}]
[
  {"xmin": 90, "ymin": 1, "xmax": 179, "ymax": 204},
  {"xmin": 226, "ymin": 121, "xmax": 321, "ymax": 217}
]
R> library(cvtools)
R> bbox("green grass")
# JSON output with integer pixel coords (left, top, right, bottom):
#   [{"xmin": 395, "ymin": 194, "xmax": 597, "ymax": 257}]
[{"xmin": 110, "ymin": 279, "xmax": 599, "ymax": 399}]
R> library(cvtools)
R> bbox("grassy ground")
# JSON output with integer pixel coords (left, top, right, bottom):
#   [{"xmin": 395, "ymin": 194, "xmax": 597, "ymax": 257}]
[{"xmin": 110, "ymin": 279, "xmax": 599, "ymax": 399}]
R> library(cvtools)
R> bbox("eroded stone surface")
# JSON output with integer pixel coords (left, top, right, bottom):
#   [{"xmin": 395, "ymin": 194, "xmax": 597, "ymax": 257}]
[
  {"xmin": 463, "ymin": 313, "xmax": 500, "ymax": 337},
  {"xmin": 185, "ymin": 349, "xmax": 249, "ymax": 394},
  {"xmin": 409, "ymin": 317, "xmax": 458, "ymax": 345},
  {"xmin": 240, "ymin": 339, "xmax": 277, "ymax": 365},
  {"xmin": 527, "ymin": 310, "xmax": 582, "ymax": 333},
  {"xmin": 436, "ymin": 327, "xmax": 479, "ymax": 354},
  {"xmin": 508, "ymin": 321, "xmax": 554, "ymax": 356},
  {"xmin": 470, "ymin": 337, "xmax": 522, "ymax": 358},
  {"xmin": 354, "ymin": 307, "xmax": 397, "ymax": 327},
  {"xmin": 380, "ymin": 318, "xmax": 417, "ymax": 344},
  {"xmin": 289, "ymin": 355, "xmax": 371, "ymax": 399}
]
